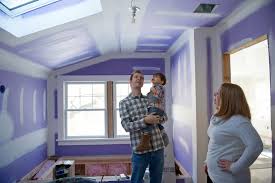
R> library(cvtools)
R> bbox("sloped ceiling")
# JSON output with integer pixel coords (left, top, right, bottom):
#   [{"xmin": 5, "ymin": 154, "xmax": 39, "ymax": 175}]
[{"xmin": 0, "ymin": 0, "xmax": 245, "ymax": 69}]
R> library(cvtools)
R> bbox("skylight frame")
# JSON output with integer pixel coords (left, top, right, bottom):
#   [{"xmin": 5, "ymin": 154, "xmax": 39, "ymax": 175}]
[
  {"xmin": 1, "ymin": 0, "xmax": 38, "ymax": 10},
  {"xmin": 0, "ymin": 0, "xmax": 61, "ymax": 17}
]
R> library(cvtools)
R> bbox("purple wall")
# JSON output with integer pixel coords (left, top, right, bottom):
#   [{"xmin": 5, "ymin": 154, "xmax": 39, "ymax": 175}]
[
  {"xmin": 220, "ymin": 0, "xmax": 275, "ymax": 178},
  {"xmin": 0, "ymin": 69, "xmax": 47, "ymax": 183},
  {"xmin": 55, "ymin": 58, "xmax": 165, "ymax": 156},
  {"xmin": 0, "ymin": 144, "xmax": 47, "ymax": 183},
  {"xmin": 221, "ymin": 2, "xmax": 274, "ymax": 53},
  {"xmin": 65, "ymin": 58, "xmax": 165, "ymax": 75},
  {"xmin": 171, "ymin": 40, "xmax": 194, "ymax": 177}
]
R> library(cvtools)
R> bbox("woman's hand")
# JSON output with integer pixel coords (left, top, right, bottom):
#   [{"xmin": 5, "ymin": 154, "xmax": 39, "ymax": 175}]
[
  {"xmin": 218, "ymin": 159, "xmax": 232, "ymax": 171},
  {"xmin": 203, "ymin": 164, "xmax": 208, "ymax": 175}
]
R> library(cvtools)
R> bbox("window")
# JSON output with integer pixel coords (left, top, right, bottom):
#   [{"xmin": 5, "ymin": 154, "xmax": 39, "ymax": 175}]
[
  {"xmin": 65, "ymin": 82, "xmax": 106, "ymax": 138},
  {"xmin": 58, "ymin": 76, "xmax": 152, "ymax": 145}
]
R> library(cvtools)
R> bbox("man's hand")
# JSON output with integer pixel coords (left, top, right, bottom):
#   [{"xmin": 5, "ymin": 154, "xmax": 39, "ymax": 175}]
[{"xmin": 144, "ymin": 114, "xmax": 160, "ymax": 124}]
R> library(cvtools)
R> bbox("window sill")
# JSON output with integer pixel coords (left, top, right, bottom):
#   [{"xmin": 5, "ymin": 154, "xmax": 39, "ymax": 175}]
[{"xmin": 57, "ymin": 137, "xmax": 131, "ymax": 146}]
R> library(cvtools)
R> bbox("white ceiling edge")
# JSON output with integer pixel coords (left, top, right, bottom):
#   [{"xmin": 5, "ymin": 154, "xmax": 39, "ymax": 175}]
[
  {"xmin": 0, "ymin": 48, "xmax": 50, "ymax": 79},
  {"xmin": 143, "ymin": 35, "xmax": 173, "ymax": 40},
  {"xmin": 52, "ymin": 52, "xmax": 166, "ymax": 76},
  {"xmin": 152, "ymin": 25, "xmax": 193, "ymax": 30},
  {"xmin": 0, "ymin": 0, "xmax": 102, "ymax": 37}
]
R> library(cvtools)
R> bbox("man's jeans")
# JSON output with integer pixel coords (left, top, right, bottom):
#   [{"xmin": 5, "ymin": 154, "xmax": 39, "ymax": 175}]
[{"xmin": 131, "ymin": 149, "xmax": 164, "ymax": 183}]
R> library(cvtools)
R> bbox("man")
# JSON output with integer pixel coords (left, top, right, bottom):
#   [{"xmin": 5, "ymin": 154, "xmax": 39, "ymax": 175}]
[{"xmin": 119, "ymin": 70, "xmax": 167, "ymax": 183}]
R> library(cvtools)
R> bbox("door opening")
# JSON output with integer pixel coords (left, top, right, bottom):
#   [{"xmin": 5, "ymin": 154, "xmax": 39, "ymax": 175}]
[{"xmin": 223, "ymin": 35, "xmax": 272, "ymax": 183}]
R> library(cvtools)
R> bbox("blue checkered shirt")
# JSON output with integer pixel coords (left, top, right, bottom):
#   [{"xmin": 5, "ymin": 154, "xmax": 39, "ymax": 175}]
[{"xmin": 119, "ymin": 93, "xmax": 167, "ymax": 154}]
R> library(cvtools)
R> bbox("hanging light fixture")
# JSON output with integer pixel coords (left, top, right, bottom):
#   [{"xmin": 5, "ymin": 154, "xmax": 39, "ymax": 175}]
[{"xmin": 130, "ymin": 0, "xmax": 140, "ymax": 23}]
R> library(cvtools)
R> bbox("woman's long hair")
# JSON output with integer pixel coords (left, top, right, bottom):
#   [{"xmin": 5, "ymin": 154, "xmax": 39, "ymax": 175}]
[{"xmin": 215, "ymin": 83, "xmax": 251, "ymax": 120}]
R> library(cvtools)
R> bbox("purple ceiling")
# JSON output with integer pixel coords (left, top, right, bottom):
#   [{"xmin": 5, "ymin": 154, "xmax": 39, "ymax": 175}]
[
  {"xmin": 0, "ymin": 0, "xmax": 245, "ymax": 69},
  {"xmin": 136, "ymin": 0, "xmax": 244, "ymax": 53}
]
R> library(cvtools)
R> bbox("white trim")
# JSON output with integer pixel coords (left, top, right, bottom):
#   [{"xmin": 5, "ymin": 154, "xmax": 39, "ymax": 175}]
[
  {"xmin": 152, "ymin": 25, "xmax": 192, "ymax": 30},
  {"xmin": 194, "ymin": 28, "xmax": 212, "ymax": 183},
  {"xmin": 216, "ymin": 0, "xmax": 273, "ymax": 34},
  {"xmin": 143, "ymin": 35, "xmax": 172, "ymax": 40},
  {"xmin": 58, "ymin": 75, "xmax": 152, "ymax": 82},
  {"xmin": 0, "ymin": 49, "xmax": 50, "ymax": 79},
  {"xmin": 53, "ymin": 53, "xmax": 166, "ymax": 76},
  {"xmin": 57, "ymin": 137, "xmax": 130, "ymax": 146},
  {"xmin": 58, "ymin": 78, "xmax": 65, "ymax": 141}
]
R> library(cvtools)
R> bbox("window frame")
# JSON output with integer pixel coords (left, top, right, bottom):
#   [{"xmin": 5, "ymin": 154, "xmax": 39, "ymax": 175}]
[
  {"xmin": 57, "ymin": 75, "xmax": 151, "ymax": 145},
  {"xmin": 64, "ymin": 81, "xmax": 108, "ymax": 139}
]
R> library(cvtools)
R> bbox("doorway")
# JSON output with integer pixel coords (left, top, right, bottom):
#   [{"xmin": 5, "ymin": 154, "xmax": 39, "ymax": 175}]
[{"xmin": 223, "ymin": 35, "xmax": 272, "ymax": 183}]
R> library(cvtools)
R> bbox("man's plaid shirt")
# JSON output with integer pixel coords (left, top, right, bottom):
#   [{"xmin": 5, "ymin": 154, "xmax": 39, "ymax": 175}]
[{"xmin": 119, "ymin": 93, "xmax": 167, "ymax": 154}]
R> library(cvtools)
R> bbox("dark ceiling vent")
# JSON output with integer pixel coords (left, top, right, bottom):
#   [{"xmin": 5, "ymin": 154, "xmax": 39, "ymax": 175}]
[{"xmin": 194, "ymin": 3, "xmax": 217, "ymax": 13}]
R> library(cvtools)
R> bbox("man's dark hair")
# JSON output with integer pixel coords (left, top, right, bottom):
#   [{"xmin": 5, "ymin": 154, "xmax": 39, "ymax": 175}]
[
  {"xmin": 130, "ymin": 70, "xmax": 143, "ymax": 80},
  {"xmin": 153, "ymin": 72, "xmax": 166, "ymax": 85}
]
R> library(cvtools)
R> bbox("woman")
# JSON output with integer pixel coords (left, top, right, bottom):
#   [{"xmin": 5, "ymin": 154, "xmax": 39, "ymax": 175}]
[{"xmin": 205, "ymin": 83, "xmax": 263, "ymax": 183}]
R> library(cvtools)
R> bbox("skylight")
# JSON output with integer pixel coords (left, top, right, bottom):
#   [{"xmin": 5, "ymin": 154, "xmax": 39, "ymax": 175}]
[
  {"xmin": 0, "ymin": 0, "xmax": 103, "ymax": 37},
  {"xmin": 0, "ymin": 0, "xmax": 61, "ymax": 17},
  {"xmin": 194, "ymin": 3, "xmax": 218, "ymax": 14}
]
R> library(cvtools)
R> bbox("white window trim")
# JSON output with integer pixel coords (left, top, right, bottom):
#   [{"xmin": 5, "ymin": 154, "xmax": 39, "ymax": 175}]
[{"xmin": 57, "ymin": 75, "xmax": 151, "ymax": 145}]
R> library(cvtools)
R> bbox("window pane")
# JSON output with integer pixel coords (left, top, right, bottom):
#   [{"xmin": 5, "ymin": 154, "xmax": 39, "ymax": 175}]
[
  {"xmin": 67, "ymin": 96, "xmax": 93, "ymax": 109},
  {"xmin": 116, "ymin": 110, "xmax": 129, "ymax": 136},
  {"xmin": 68, "ymin": 84, "xmax": 93, "ymax": 97},
  {"xmin": 115, "ymin": 82, "xmax": 151, "ymax": 108},
  {"xmin": 66, "ymin": 83, "xmax": 105, "ymax": 110},
  {"xmin": 141, "ymin": 83, "xmax": 151, "ymax": 96},
  {"xmin": 116, "ymin": 83, "xmax": 130, "ymax": 96},
  {"xmin": 93, "ymin": 84, "xmax": 105, "ymax": 96},
  {"xmin": 92, "ymin": 96, "xmax": 105, "ymax": 109},
  {"xmin": 115, "ymin": 82, "xmax": 151, "ymax": 137},
  {"xmin": 67, "ymin": 111, "xmax": 105, "ymax": 137},
  {"xmin": 116, "ymin": 96, "xmax": 125, "ymax": 108}
]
